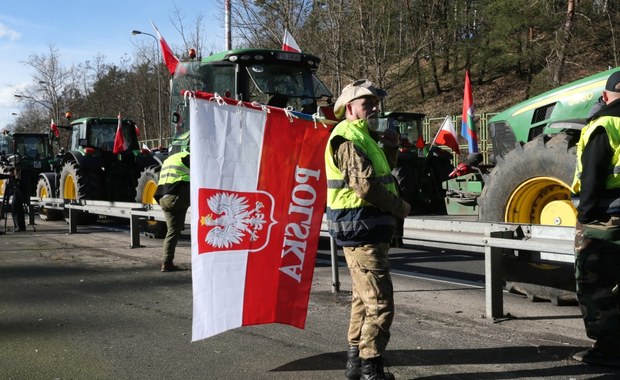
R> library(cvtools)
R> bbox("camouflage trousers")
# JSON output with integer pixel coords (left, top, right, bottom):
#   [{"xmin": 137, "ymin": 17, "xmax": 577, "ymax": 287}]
[
  {"xmin": 574, "ymin": 219, "xmax": 620, "ymax": 348},
  {"xmin": 343, "ymin": 243, "xmax": 395, "ymax": 359}
]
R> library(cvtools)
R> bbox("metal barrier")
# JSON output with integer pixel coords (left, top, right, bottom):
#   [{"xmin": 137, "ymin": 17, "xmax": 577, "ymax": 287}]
[
  {"xmin": 327, "ymin": 217, "xmax": 575, "ymax": 319},
  {"xmin": 34, "ymin": 197, "xmax": 575, "ymax": 320}
]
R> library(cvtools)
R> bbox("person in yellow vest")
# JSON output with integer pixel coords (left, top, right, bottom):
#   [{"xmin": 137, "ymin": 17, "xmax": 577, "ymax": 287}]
[
  {"xmin": 154, "ymin": 151, "xmax": 190, "ymax": 272},
  {"xmin": 325, "ymin": 80, "xmax": 410, "ymax": 380},
  {"xmin": 571, "ymin": 70, "xmax": 620, "ymax": 366}
]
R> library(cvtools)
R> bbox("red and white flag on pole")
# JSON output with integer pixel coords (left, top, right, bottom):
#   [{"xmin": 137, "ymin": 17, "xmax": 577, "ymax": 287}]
[
  {"xmin": 50, "ymin": 119, "xmax": 59, "ymax": 138},
  {"xmin": 112, "ymin": 112, "xmax": 127, "ymax": 154},
  {"xmin": 151, "ymin": 20, "xmax": 180, "ymax": 75},
  {"xmin": 281, "ymin": 29, "xmax": 301, "ymax": 52},
  {"xmin": 431, "ymin": 115, "xmax": 460, "ymax": 154},
  {"xmin": 190, "ymin": 92, "xmax": 330, "ymax": 341}
]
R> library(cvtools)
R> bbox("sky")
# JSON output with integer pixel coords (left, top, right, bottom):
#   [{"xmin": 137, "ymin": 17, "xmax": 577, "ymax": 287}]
[{"xmin": 0, "ymin": 0, "xmax": 225, "ymax": 129}]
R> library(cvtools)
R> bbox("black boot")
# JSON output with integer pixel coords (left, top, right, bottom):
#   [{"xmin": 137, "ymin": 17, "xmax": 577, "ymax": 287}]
[
  {"xmin": 345, "ymin": 345, "xmax": 361, "ymax": 380},
  {"xmin": 361, "ymin": 356, "xmax": 395, "ymax": 380}
]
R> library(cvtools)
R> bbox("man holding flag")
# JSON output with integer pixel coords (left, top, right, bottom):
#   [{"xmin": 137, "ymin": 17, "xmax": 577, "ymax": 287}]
[{"xmin": 325, "ymin": 79, "xmax": 410, "ymax": 380}]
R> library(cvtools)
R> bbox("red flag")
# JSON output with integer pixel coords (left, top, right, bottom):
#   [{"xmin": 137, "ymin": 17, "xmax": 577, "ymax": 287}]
[
  {"xmin": 282, "ymin": 29, "xmax": 301, "ymax": 52},
  {"xmin": 151, "ymin": 20, "xmax": 180, "ymax": 75},
  {"xmin": 190, "ymin": 92, "xmax": 330, "ymax": 341},
  {"xmin": 50, "ymin": 119, "xmax": 59, "ymax": 138},
  {"xmin": 461, "ymin": 70, "xmax": 478, "ymax": 153},
  {"xmin": 112, "ymin": 113, "xmax": 127, "ymax": 154},
  {"xmin": 433, "ymin": 116, "xmax": 460, "ymax": 154}
]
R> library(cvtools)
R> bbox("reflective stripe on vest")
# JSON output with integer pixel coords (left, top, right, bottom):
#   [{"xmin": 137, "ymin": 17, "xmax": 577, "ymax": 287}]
[
  {"xmin": 324, "ymin": 119, "xmax": 397, "ymax": 243},
  {"xmin": 158, "ymin": 151, "xmax": 190, "ymax": 186},
  {"xmin": 572, "ymin": 115, "xmax": 620, "ymax": 194}
]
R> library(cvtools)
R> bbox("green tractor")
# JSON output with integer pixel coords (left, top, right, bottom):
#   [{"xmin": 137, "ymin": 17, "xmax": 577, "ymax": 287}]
[
  {"xmin": 37, "ymin": 116, "xmax": 159, "ymax": 222},
  {"xmin": 0, "ymin": 131, "xmax": 57, "ymax": 202},
  {"xmin": 454, "ymin": 67, "xmax": 617, "ymax": 303},
  {"xmin": 377, "ymin": 111, "xmax": 455, "ymax": 216},
  {"xmin": 134, "ymin": 48, "xmax": 333, "ymax": 237}
]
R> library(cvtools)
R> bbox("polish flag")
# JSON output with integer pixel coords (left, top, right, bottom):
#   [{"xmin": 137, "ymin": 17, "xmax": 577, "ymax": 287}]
[
  {"xmin": 50, "ymin": 119, "xmax": 59, "ymax": 138},
  {"xmin": 151, "ymin": 20, "xmax": 180, "ymax": 75},
  {"xmin": 432, "ymin": 115, "xmax": 460, "ymax": 154},
  {"xmin": 112, "ymin": 112, "xmax": 127, "ymax": 154},
  {"xmin": 190, "ymin": 91, "xmax": 330, "ymax": 341},
  {"xmin": 282, "ymin": 29, "xmax": 301, "ymax": 52}
]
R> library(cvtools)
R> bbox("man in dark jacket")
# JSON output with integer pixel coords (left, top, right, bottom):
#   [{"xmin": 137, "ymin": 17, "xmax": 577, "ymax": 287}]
[
  {"xmin": 0, "ymin": 166, "xmax": 27, "ymax": 233},
  {"xmin": 571, "ymin": 70, "xmax": 620, "ymax": 367}
]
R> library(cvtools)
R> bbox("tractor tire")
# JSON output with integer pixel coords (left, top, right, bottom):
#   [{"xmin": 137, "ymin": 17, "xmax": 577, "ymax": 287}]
[
  {"xmin": 59, "ymin": 161, "xmax": 103, "ymax": 224},
  {"xmin": 135, "ymin": 166, "xmax": 167, "ymax": 239},
  {"xmin": 36, "ymin": 176, "xmax": 63, "ymax": 221},
  {"xmin": 478, "ymin": 133, "xmax": 578, "ymax": 304}
]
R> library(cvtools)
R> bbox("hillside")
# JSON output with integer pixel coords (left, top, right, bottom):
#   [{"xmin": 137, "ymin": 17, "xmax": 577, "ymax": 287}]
[{"xmin": 396, "ymin": 53, "xmax": 614, "ymax": 118}]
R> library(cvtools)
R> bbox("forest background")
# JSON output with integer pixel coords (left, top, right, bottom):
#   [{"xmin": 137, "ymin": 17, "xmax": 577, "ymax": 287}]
[{"xmin": 8, "ymin": 0, "xmax": 620, "ymax": 147}]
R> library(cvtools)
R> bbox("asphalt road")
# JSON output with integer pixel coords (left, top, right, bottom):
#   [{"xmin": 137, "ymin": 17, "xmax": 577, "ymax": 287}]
[{"xmin": 1, "ymin": 217, "xmax": 619, "ymax": 379}]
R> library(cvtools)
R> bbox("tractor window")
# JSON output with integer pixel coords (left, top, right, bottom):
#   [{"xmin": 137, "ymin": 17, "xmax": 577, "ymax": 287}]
[
  {"xmin": 87, "ymin": 120, "xmax": 138, "ymax": 151},
  {"xmin": 169, "ymin": 62, "xmax": 236, "ymax": 139},
  {"xmin": 0, "ymin": 135, "xmax": 12, "ymax": 156},
  {"xmin": 89, "ymin": 122, "xmax": 117, "ymax": 151},
  {"xmin": 70, "ymin": 122, "xmax": 85, "ymax": 151},
  {"xmin": 246, "ymin": 64, "xmax": 332, "ymax": 112},
  {"xmin": 377, "ymin": 114, "xmax": 424, "ymax": 149},
  {"xmin": 13, "ymin": 136, "xmax": 50, "ymax": 159}
]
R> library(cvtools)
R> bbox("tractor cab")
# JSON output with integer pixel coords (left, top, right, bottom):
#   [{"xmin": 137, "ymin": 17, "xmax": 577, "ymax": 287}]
[
  {"xmin": 376, "ymin": 112, "xmax": 453, "ymax": 215},
  {"xmin": 0, "ymin": 132, "xmax": 55, "ymax": 198},
  {"xmin": 168, "ymin": 48, "xmax": 333, "ymax": 153},
  {"xmin": 67, "ymin": 117, "xmax": 139, "ymax": 153}
]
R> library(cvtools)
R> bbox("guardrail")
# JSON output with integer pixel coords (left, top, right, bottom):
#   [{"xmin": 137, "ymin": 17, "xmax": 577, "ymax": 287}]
[{"xmin": 32, "ymin": 198, "xmax": 576, "ymax": 319}]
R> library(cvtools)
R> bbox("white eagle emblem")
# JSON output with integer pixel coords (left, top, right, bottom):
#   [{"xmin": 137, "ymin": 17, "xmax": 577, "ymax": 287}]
[{"xmin": 200, "ymin": 192, "xmax": 267, "ymax": 248}]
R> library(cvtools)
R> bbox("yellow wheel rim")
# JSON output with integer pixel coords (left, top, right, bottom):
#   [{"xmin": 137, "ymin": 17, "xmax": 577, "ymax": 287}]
[
  {"xmin": 39, "ymin": 185, "xmax": 49, "ymax": 198},
  {"xmin": 540, "ymin": 200, "xmax": 577, "ymax": 226},
  {"xmin": 504, "ymin": 176, "xmax": 575, "ymax": 225},
  {"xmin": 63, "ymin": 174, "xmax": 78, "ymax": 200},
  {"xmin": 141, "ymin": 179, "xmax": 158, "ymax": 204}
]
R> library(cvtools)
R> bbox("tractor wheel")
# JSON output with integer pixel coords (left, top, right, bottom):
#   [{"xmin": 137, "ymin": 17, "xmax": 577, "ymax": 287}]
[
  {"xmin": 478, "ymin": 133, "xmax": 578, "ymax": 304},
  {"xmin": 36, "ymin": 177, "xmax": 63, "ymax": 221},
  {"xmin": 59, "ymin": 161, "xmax": 103, "ymax": 224},
  {"xmin": 135, "ymin": 166, "xmax": 167, "ymax": 239}
]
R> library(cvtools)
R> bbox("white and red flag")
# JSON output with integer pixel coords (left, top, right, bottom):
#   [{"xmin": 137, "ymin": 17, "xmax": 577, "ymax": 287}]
[
  {"xmin": 190, "ymin": 92, "xmax": 330, "ymax": 341},
  {"xmin": 50, "ymin": 119, "xmax": 59, "ymax": 138},
  {"xmin": 281, "ymin": 29, "xmax": 301, "ymax": 52},
  {"xmin": 112, "ymin": 112, "xmax": 127, "ymax": 154},
  {"xmin": 151, "ymin": 20, "xmax": 180, "ymax": 75},
  {"xmin": 432, "ymin": 115, "xmax": 460, "ymax": 154}
]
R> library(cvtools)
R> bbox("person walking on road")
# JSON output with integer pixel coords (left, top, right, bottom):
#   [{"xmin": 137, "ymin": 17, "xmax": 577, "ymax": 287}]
[
  {"xmin": 324, "ymin": 79, "xmax": 411, "ymax": 380},
  {"xmin": 154, "ymin": 151, "xmax": 190, "ymax": 272},
  {"xmin": 571, "ymin": 70, "xmax": 620, "ymax": 367}
]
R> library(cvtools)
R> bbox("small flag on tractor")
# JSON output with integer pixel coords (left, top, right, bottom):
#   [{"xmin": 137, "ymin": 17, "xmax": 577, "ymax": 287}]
[
  {"xmin": 151, "ymin": 20, "xmax": 180, "ymax": 75},
  {"xmin": 431, "ymin": 115, "xmax": 460, "ymax": 154},
  {"xmin": 50, "ymin": 119, "xmax": 59, "ymax": 138},
  {"xmin": 282, "ymin": 29, "xmax": 301, "ymax": 53},
  {"xmin": 461, "ymin": 70, "xmax": 478, "ymax": 153},
  {"xmin": 112, "ymin": 112, "xmax": 127, "ymax": 154}
]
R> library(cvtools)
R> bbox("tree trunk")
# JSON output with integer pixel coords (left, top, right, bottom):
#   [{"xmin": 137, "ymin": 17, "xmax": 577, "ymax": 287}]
[{"xmin": 553, "ymin": 0, "xmax": 575, "ymax": 84}]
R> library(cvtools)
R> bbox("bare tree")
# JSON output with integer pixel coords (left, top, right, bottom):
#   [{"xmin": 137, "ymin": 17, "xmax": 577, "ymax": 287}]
[{"xmin": 16, "ymin": 44, "xmax": 79, "ymax": 132}]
